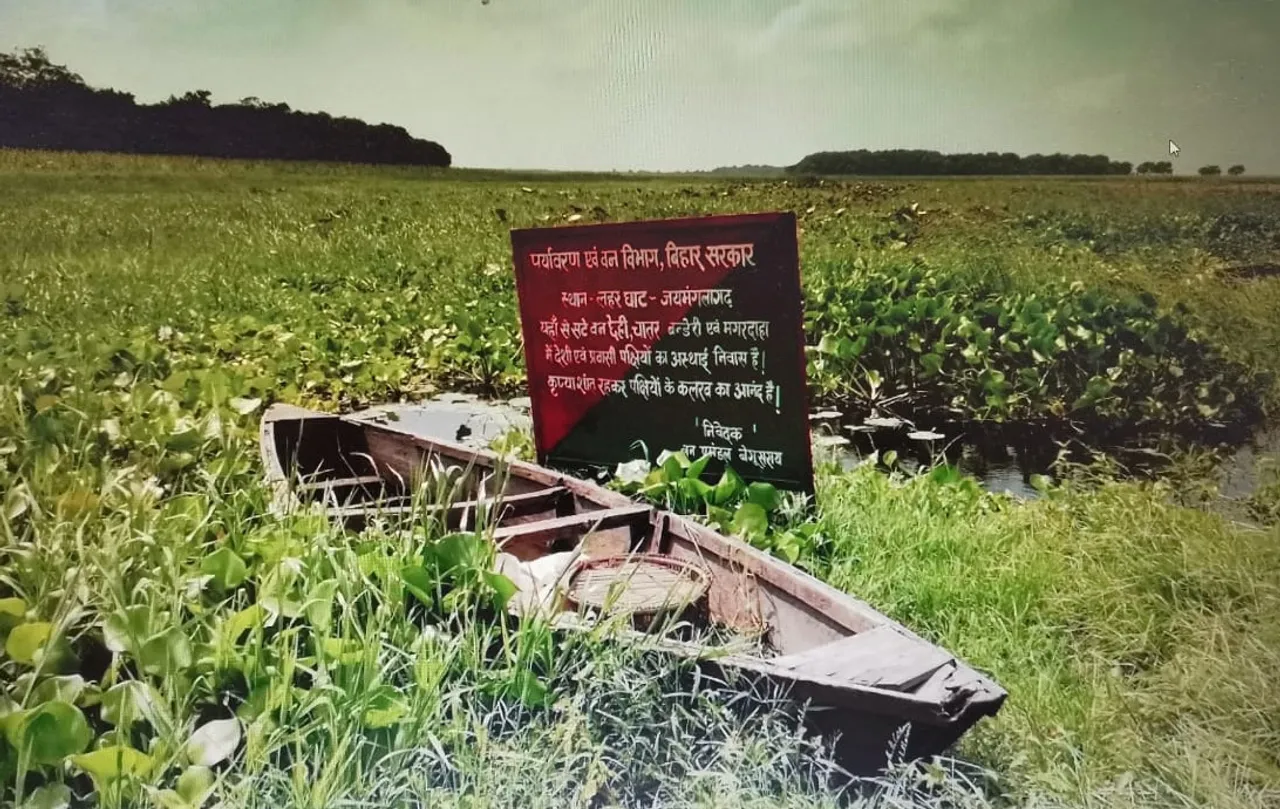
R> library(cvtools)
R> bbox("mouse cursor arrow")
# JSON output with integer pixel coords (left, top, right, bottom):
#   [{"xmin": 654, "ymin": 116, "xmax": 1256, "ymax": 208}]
[{"xmin": 1168, "ymin": 140, "xmax": 1180, "ymax": 157}]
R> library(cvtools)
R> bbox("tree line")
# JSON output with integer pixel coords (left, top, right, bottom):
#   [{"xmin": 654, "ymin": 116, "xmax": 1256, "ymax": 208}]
[
  {"xmin": 788, "ymin": 149, "xmax": 1135, "ymax": 177},
  {"xmin": 0, "ymin": 47, "xmax": 451, "ymax": 168},
  {"xmin": 1195, "ymin": 164, "xmax": 1246, "ymax": 176},
  {"xmin": 789, "ymin": 150, "xmax": 1250, "ymax": 178}
]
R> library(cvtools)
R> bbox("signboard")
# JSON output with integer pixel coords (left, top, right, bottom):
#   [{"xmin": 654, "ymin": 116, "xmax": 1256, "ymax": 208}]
[{"xmin": 510, "ymin": 212, "xmax": 814, "ymax": 494}]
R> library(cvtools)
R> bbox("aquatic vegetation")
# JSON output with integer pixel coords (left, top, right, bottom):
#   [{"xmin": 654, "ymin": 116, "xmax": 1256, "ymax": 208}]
[{"xmin": 2, "ymin": 150, "xmax": 1279, "ymax": 808}]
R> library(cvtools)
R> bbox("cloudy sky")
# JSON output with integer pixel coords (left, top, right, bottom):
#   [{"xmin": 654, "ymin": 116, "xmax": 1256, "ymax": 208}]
[{"xmin": 3, "ymin": 0, "xmax": 1278, "ymax": 173}]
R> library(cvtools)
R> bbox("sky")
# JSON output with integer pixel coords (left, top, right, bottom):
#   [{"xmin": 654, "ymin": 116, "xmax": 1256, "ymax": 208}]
[{"xmin": 2, "ymin": 0, "xmax": 1278, "ymax": 173}]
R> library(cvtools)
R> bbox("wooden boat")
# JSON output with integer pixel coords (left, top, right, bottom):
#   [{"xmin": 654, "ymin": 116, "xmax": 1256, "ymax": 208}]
[{"xmin": 259, "ymin": 403, "xmax": 1007, "ymax": 773}]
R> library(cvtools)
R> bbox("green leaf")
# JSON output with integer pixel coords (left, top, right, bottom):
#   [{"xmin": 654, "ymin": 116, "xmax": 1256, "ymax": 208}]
[
  {"xmin": 6, "ymin": 621, "xmax": 52, "ymax": 664},
  {"xmin": 101, "ymin": 680, "xmax": 173, "ymax": 734},
  {"xmin": 200, "ymin": 547, "xmax": 247, "ymax": 591},
  {"xmin": 103, "ymin": 605, "xmax": 152, "ymax": 654},
  {"xmin": 154, "ymin": 790, "xmax": 188, "ymax": 809},
  {"xmin": 400, "ymin": 565, "xmax": 435, "ymax": 608},
  {"xmin": 321, "ymin": 638, "xmax": 364, "ymax": 666},
  {"xmin": 981, "ymin": 369, "xmax": 1007, "ymax": 393},
  {"xmin": 165, "ymin": 428, "xmax": 204, "ymax": 453},
  {"xmin": 31, "ymin": 674, "xmax": 91, "ymax": 706},
  {"xmin": 705, "ymin": 505, "xmax": 734, "ymax": 531},
  {"xmin": 303, "ymin": 579, "xmax": 338, "ymax": 632},
  {"xmin": 55, "ymin": 487, "xmax": 102, "ymax": 519},
  {"xmin": 774, "ymin": 534, "xmax": 802, "ymax": 565},
  {"xmin": 658, "ymin": 452, "xmax": 686, "ymax": 483},
  {"xmin": 882, "ymin": 450, "xmax": 899, "ymax": 467},
  {"xmin": 745, "ymin": 482, "xmax": 781, "ymax": 513},
  {"xmin": 927, "ymin": 464, "xmax": 965, "ymax": 486},
  {"xmin": 361, "ymin": 686, "xmax": 409, "ymax": 729},
  {"xmin": 11, "ymin": 701, "xmax": 92, "ymax": 765},
  {"xmin": 0, "ymin": 597, "xmax": 26, "ymax": 620},
  {"xmin": 186, "ymin": 718, "xmax": 241, "ymax": 767},
  {"xmin": 139, "ymin": 627, "xmax": 193, "ymax": 676},
  {"xmin": 920, "ymin": 352, "xmax": 943, "ymax": 375},
  {"xmin": 497, "ymin": 668, "xmax": 551, "ymax": 709},
  {"xmin": 426, "ymin": 533, "xmax": 488, "ymax": 577},
  {"xmin": 19, "ymin": 783, "xmax": 71, "ymax": 809},
  {"xmin": 70, "ymin": 745, "xmax": 155, "ymax": 787},
  {"xmin": 730, "ymin": 503, "xmax": 769, "ymax": 541},
  {"xmin": 100, "ymin": 681, "xmax": 144, "ymax": 729},
  {"xmin": 709, "ymin": 466, "xmax": 747, "ymax": 507},
  {"xmin": 34, "ymin": 394, "xmax": 59, "ymax": 413},
  {"xmin": 675, "ymin": 477, "xmax": 712, "ymax": 506},
  {"xmin": 685, "ymin": 454, "xmax": 711, "ymax": 480},
  {"xmin": 483, "ymin": 571, "xmax": 519, "ymax": 612},
  {"xmin": 176, "ymin": 765, "xmax": 216, "ymax": 806},
  {"xmin": 221, "ymin": 604, "xmax": 266, "ymax": 646}
]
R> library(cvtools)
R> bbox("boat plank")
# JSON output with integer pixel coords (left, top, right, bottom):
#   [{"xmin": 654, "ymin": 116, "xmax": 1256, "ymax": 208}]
[
  {"xmin": 357, "ymin": 420, "xmax": 642, "ymax": 508},
  {"xmin": 912, "ymin": 661, "xmax": 961, "ymax": 704},
  {"xmin": 493, "ymin": 505, "xmax": 653, "ymax": 559},
  {"xmin": 773, "ymin": 625, "xmax": 954, "ymax": 692},
  {"xmin": 664, "ymin": 517, "xmax": 884, "ymax": 635},
  {"xmin": 327, "ymin": 486, "xmax": 571, "ymax": 525},
  {"xmin": 297, "ymin": 474, "xmax": 384, "ymax": 492}
]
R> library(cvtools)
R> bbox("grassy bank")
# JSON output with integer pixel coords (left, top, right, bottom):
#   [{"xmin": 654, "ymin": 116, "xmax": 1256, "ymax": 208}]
[
  {"xmin": 815, "ymin": 460, "xmax": 1280, "ymax": 807},
  {"xmin": 2, "ymin": 150, "xmax": 1279, "ymax": 807}
]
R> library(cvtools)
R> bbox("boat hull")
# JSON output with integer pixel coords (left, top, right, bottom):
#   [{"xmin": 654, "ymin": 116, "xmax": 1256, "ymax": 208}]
[{"xmin": 258, "ymin": 403, "xmax": 1007, "ymax": 774}]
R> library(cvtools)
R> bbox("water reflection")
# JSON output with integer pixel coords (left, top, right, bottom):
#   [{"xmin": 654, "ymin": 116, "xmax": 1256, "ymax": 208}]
[{"xmin": 344, "ymin": 397, "xmax": 1278, "ymax": 507}]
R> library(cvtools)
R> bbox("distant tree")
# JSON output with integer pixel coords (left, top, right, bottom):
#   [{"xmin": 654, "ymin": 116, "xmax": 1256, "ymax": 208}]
[
  {"xmin": 1151, "ymin": 161, "xmax": 1173, "ymax": 175},
  {"xmin": 1136, "ymin": 162, "xmax": 1153, "ymax": 175},
  {"xmin": 1228, "ymin": 164, "xmax": 1245, "ymax": 176},
  {"xmin": 787, "ymin": 148, "xmax": 1133, "ymax": 177},
  {"xmin": 1198, "ymin": 165, "xmax": 1222, "ymax": 176},
  {"xmin": 0, "ymin": 45, "xmax": 84, "ymax": 88},
  {"xmin": 0, "ymin": 45, "xmax": 451, "ymax": 168},
  {"xmin": 163, "ymin": 89, "xmax": 212, "ymax": 107}
]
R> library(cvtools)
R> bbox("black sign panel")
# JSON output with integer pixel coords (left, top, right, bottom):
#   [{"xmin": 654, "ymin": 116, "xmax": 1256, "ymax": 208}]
[{"xmin": 511, "ymin": 212, "xmax": 813, "ymax": 494}]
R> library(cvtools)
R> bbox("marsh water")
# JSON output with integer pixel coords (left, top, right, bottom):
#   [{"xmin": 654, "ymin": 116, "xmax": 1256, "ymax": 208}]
[
  {"xmin": 350, "ymin": 394, "xmax": 1279, "ymax": 506},
  {"xmin": 811, "ymin": 414, "xmax": 1280, "ymax": 503}
]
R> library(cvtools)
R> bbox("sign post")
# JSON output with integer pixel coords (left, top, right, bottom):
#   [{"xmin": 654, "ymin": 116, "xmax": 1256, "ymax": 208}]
[{"xmin": 511, "ymin": 212, "xmax": 814, "ymax": 495}]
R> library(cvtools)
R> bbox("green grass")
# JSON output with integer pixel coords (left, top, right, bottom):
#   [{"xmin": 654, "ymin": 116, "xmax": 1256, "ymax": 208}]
[
  {"xmin": 2, "ymin": 149, "xmax": 1279, "ymax": 808},
  {"xmin": 813, "ymin": 458, "xmax": 1280, "ymax": 807}
]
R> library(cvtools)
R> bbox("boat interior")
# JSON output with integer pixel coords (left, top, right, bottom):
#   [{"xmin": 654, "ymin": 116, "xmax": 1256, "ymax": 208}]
[{"xmin": 262, "ymin": 405, "xmax": 998, "ymax": 711}]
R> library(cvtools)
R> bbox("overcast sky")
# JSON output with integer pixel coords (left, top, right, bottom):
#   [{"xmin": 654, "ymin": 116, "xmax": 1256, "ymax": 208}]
[{"xmin": 3, "ymin": 0, "xmax": 1278, "ymax": 173}]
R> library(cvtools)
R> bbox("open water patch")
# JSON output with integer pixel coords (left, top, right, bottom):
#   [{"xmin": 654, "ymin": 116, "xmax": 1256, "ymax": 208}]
[
  {"xmin": 349, "ymin": 392, "xmax": 532, "ymax": 448},
  {"xmin": 811, "ymin": 410, "xmax": 1280, "ymax": 504},
  {"xmin": 345, "ymin": 396, "xmax": 1280, "ymax": 506}
]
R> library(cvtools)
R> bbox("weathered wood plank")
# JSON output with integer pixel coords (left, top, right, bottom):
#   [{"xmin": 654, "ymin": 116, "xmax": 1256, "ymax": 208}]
[
  {"xmin": 663, "ymin": 516, "xmax": 882, "ymax": 635},
  {"xmin": 488, "ymin": 506, "xmax": 650, "ymax": 550},
  {"xmin": 911, "ymin": 661, "xmax": 961, "ymax": 704},
  {"xmin": 297, "ymin": 474, "xmax": 384, "ymax": 492},
  {"xmin": 327, "ymin": 486, "xmax": 571, "ymax": 526},
  {"xmin": 447, "ymin": 486, "xmax": 570, "ymax": 526},
  {"xmin": 772, "ymin": 625, "xmax": 954, "ymax": 692}
]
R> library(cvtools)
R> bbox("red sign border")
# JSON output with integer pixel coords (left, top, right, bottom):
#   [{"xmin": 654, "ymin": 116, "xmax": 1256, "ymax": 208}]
[{"xmin": 510, "ymin": 210, "xmax": 815, "ymax": 492}]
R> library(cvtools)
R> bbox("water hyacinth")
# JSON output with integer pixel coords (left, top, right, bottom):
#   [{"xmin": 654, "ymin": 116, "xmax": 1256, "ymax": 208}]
[{"xmin": 0, "ymin": 150, "xmax": 1278, "ymax": 809}]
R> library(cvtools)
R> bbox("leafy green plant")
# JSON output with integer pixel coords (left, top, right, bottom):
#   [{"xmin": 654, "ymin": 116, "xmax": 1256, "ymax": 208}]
[
  {"xmin": 611, "ymin": 452, "xmax": 828, "ymax": 567},
  {"xmin": 805, "ymin": 261, "xmax": 1267, "ymax": 436}
]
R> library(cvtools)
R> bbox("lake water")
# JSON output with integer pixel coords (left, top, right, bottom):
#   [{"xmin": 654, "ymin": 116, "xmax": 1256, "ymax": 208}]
[{"xmin": 348, "ymin": 396, "xmax": 1279, "ymax": 506}]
